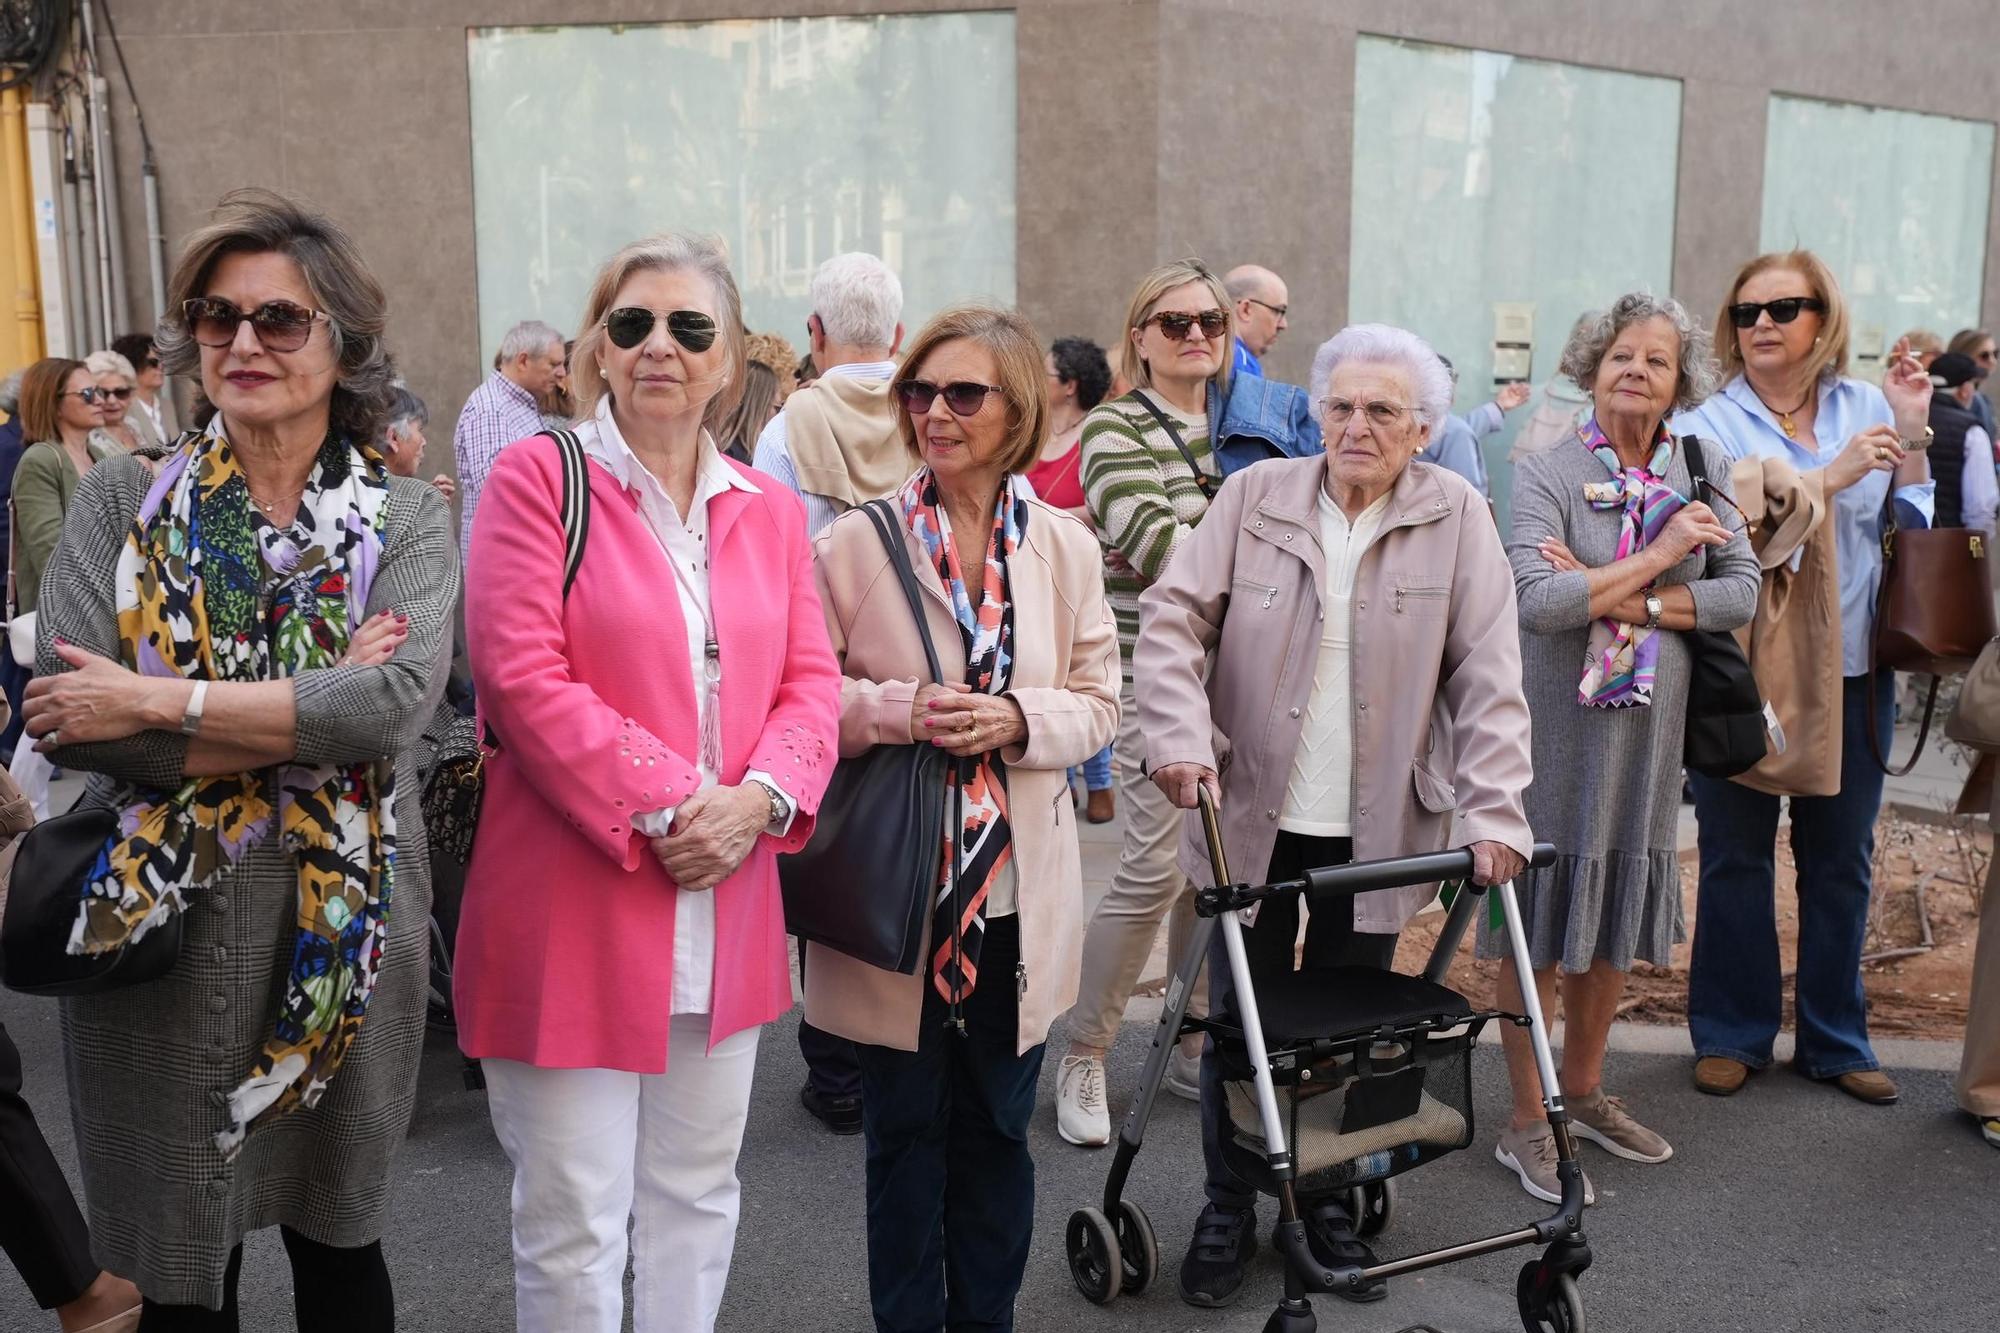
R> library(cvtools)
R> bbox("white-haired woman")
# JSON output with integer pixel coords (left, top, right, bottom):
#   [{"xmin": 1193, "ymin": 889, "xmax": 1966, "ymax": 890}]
[
  {"xmin": 1488, "ymin": 294, "xmax": 1760, "ymax": 1204},
  {"xmin": 81, "ymin": 350, "xmax": 143, "ymax": 455},
  {"xmin": 1135, "ymin": 323, "xmax": 1533, "ymax": 1308}
]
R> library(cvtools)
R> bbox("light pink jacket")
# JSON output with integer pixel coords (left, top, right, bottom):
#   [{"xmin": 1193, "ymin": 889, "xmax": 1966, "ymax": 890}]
[
  {"xmin": 802, "ymin": 497, "xmax": 1120, "ymax": 1054},
  {"xmin": 454, "ymin": 435, "xmax": 842, "ymax": 1072},
  {"xmin": 1136, "ymin": 455, "xmax": 1533, "ymax": 931}
]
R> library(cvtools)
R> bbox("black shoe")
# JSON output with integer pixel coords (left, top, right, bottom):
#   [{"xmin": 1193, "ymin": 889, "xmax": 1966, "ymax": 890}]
[
  {"xmin": 799, "ymin": 1080, "xmax": 862, "ymax": 1134},
  {"xmin": 1299, "ymin": 1199, "xmax": 1387, "ymax": 1303},
  {"xmin": 1178, "ymin": 1203, "xmax": 1257, "ymax": 1308}
]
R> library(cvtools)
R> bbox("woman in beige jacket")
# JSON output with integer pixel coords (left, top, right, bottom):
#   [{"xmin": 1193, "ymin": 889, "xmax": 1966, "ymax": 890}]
[
  {"xmin": 1135, "ymin": 323, "xmax": 1534, "ymax": 1310},
  {"xmin": 804, "ymin": 303, "xmax": 1119, "ymax": 1333}
]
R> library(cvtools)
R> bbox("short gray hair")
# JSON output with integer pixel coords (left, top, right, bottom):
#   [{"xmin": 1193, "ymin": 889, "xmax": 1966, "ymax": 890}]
[
  {"xmin": 809, "ymin": 252, "xmax": 903, "ymax": 348},
  {"xmin": 0, "ymin": 370, "xmax": 24, "ymax": 416},
  {"xmin": 1559, "ymin": 292, "xmax": 1718, "ymax": 412},
  {"xmin": 84, "ymin": 350, "xmax": 137, "ymax": 382},
  {"xmin": 381, "ymin": 383, "xmax": 428, "ymax": 437},
  {"xmin": 1308, "ymin": 324, "xmax": 1454, "ymax": 427},
  {"xmin": 498, "ymin": 319, "xmax": 564, "ymax": 367}
]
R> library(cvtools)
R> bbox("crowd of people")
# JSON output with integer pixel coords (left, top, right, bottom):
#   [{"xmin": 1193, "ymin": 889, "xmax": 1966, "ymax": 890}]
[{"xmin": 0, "ymin": 183, "xmax": 1996, "ymax": 1333}]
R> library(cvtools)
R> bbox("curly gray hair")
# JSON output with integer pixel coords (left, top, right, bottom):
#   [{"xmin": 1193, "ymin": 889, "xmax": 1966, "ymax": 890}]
[
  {"xmin": 1307, "ymin": 323, "xmax": 1454, "ymax": 427},
  {"xmin": 1559, "ymin": 293, "xmax": 1718, "ymax": 413}
]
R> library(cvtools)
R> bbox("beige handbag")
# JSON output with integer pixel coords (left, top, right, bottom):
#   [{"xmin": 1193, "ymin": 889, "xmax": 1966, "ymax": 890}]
[{"xmin": 1947, "ymin": 636, "xmax": 2000, "ymax": 753}]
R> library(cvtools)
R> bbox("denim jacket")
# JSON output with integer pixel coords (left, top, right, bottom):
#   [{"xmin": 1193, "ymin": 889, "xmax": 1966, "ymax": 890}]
[{"xmin": 1207, "ymin": 373, "xmax": 1324, "ymax": 477}]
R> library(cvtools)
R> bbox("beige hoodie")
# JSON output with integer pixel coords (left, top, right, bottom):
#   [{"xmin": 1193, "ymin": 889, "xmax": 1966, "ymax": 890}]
[{"xmin": 781, "ymin": 373, "xmax": 912, "ymax": 510}]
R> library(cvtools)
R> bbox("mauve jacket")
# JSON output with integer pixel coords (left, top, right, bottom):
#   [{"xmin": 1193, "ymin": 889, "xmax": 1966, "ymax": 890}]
[
  {"xmin": 1136, "ymin": 454, "xmax": 1533, "ymax": 931},
  {"xmin": 802, "ymin": 495, "xmax": 1120, "ymax": 1054}
]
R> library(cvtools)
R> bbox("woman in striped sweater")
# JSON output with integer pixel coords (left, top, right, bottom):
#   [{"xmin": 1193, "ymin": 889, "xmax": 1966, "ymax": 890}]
[{"xmin": 1055, "ymin": 259, "xmax": 1235, "ymax": 1146}]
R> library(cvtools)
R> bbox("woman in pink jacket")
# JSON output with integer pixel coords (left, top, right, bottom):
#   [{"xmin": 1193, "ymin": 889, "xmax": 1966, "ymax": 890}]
[{"xmin": 454, "ymin": 233, "xmax": 841, "ymax": 1333}]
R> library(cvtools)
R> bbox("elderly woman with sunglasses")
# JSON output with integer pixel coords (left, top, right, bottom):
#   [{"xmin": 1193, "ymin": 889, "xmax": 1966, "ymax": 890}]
[
  {"xmin": 1136, "ymin": 323, "xmax": 1531, "ymax": 1308},
  {"xmin": 1671, "ymin": 249, "xmax": 1934, "ymax": 1109},
  {"xmin": 82, "ymin": 350, "xmax": 145, "ymax": 455},
  {"xmin": 452, "ymin": 233, "xmax": 840, "ymax": 1333},
  {"xmin": 1487, "ymin": 294, "xmax": 1758, "ymax": 1206},
  {"xmin": 805, "ymin": 303, "xmax": 1118, "ymax": 1333},
  {"xmin": 20, "ymin": 189, "xmax": 451, "ymax": 1326}
]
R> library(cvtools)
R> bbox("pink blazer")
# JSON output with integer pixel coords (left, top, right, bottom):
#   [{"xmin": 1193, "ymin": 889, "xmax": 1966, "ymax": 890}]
[{"xmin": 454, "ymin": 434, "xmax": 841, "ymax": 1072}]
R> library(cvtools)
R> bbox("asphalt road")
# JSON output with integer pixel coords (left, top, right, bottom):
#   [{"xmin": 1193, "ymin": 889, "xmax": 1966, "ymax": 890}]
[{"xmin": 1, "ymin": 992, "xmax": 1994, "ymax": 1332}]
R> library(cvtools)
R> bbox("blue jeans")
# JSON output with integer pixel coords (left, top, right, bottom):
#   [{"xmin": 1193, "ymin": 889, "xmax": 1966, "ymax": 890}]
[
  {"xmin": 854, "ymin": 916, "xmax": 1043, "ymax": 1332},
  {"xmin": 1687, "ymin": 673, "xmax": 1890, "ymax": 1079},
  {"xmin": 1069, "ymin": 741, "xmax": 1114, "ymax": 793}
]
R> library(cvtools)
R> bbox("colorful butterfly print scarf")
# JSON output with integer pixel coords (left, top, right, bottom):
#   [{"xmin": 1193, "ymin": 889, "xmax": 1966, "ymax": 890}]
[
  {"xmin": 68, "ymin": 424, "xmax": 398, "ymax": 1159},
  {"xmin": 898, "ymin": 467, "xmax": 1027, "ymax": 1003},
  {"xmin": 1575, "ymin": 418, "xmax": 1688, "ymax": 708}
]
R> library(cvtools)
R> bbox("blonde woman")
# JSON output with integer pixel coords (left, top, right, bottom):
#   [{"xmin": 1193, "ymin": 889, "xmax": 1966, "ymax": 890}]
[{"xmin": 82, "ymin": 351, "xmax": 143, "ymax": 454}]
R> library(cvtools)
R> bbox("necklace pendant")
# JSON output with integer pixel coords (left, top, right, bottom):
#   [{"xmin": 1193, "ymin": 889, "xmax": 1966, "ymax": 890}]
[{"xmin": 1780, "ymin": 414, "xmax": 1797, "ymax": 440}]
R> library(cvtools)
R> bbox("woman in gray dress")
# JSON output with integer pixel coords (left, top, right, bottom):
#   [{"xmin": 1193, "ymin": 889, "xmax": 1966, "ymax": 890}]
[
  {"xmin": 1484, "ymin": 293, "xmax": 1759, "ymax": 1204},
  {"xmin": 19, "ymin": 190, "xmax": 452, "ymax": 1327}
]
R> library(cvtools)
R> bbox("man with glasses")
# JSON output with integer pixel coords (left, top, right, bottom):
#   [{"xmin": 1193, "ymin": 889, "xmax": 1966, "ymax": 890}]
[
  {"xmin": 751, "ymin": 251, "xmax": 906, "ymax": 1136},
  {"xmin": 1224, "ymin": 264, "xmax": 1290, "ymax": 378},
  {"xmin": 110, "ymin": 333, "xmax": 172, "ymax": 450},
  {"xmin": 453, "ymin": 318, "xmax": 566, "ymax": 567}
]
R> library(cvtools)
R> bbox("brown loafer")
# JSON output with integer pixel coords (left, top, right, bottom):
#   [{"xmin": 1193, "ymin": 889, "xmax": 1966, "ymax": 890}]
[
  {"xmin": 1693, "ymin": 1056, "xmax": 1748, "ymax": 1096},
  {"xmin": 1830, "ymin": 1069, "xmax": 1899, "ymax": 1105},
  {"xmin": 1085, "ymin": 788, "xmax": 1116, "ymax": 824}
]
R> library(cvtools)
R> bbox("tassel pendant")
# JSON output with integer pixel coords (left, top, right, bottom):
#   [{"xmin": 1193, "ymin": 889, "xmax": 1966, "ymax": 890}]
[{"xmin": 699, "ymin": 637, "xmax": 724, "ymax": 775}]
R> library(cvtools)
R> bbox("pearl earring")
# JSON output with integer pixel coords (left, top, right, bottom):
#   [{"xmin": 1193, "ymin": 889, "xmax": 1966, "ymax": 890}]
[{"xmin": 599, "ymin": 366, "xmax": 609, "ymax": 379}]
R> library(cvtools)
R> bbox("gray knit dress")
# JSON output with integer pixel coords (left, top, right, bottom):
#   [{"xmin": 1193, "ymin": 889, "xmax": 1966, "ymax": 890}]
[
  {"xmin": 35, "ymin": 455, "xmax": 456, "ymax": 1308},
  {"xmin": 1478, "ymin": 434, "xmax": 1759, "ymax": 972}
]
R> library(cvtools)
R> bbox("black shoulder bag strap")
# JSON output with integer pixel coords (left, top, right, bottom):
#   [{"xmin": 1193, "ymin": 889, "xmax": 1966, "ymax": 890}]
[
  {"xmin": 1131, "ymin": 390, "xmax": 1217, "ymax": 500},
  {"xmin": 538, "ymin": 429, "xmax": 592, "ymax": 598},
  {"xmin": 1681, "ymin": 435, "xmax": 1718, "ymax": 578}
]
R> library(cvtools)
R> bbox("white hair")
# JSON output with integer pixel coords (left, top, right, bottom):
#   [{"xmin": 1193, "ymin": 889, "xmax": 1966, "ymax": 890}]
[
  {"xmin": 498, "ymin": 319, "xmax": 564, "ymax": 366},
  {"xmin": 809, "ymin": 252, "xmax": 903, "ymax": 348},
  {"xmin": 1308, "ymin": 323, "xmax": 1454, "ymax": 426},
  {"xmin": 84, "ymin": 349, "xmax": 137, "ymax": 382},
  {"xmin": 0, "ymin": 370, "xmax": 21, "ymax": 415}
]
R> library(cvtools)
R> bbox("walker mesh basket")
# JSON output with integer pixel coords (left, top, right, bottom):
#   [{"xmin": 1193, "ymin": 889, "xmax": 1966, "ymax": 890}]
[{"xmin": 1214, "ymin": 967, "xmax": 1489, "ymax": 1194}]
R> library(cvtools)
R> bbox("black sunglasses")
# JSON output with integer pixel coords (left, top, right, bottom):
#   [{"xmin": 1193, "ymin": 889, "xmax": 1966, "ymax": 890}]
[
  {"xmin": 1141, "ymin": 308, "xmax": 1229, "ymax": 342},
  {"xmin": 183, "ymin": 297, "xmax": 328, "ymax": 352},
  {"xmin": 895, "ymin": 380, "xmax": 1005, "ymax": 417},
  {"xmin": 60, "ymin": 387, "xmax": 104, "ymax": 404},
  {"xmin": 604, "ymin": 307, "xmax": 719, "ymax": 353},
  {"xmin": 1727, "ymin": 297, "xmax": 1825, "ymax": 329},
  {"xmin": 98, "ymin": 386, "xmax": 133, "ymax": 402}
]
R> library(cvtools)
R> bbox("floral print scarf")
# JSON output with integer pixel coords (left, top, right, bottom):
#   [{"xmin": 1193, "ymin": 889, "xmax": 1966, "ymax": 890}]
[
  {"xmin": 898, "ymin": 467, "xmax": 1026, "ymax": 1003},
  {"xmin": 68, "ymin": 423, "xmax": 399, "ymax": 1159},
  {"xmin": 1576, "ymin": 418, "xmax": 1687, "ymax": 708}
]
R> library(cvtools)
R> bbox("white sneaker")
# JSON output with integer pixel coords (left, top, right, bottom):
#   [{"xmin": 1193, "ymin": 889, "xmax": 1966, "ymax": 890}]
[
  {"xmin": 1163, "ymin": 1043, "xmax": 1202, "ymax": 1102},
  {"xmin": 1057, "ymin": 1054, "xmax": 1111, "ymax": 1146}
]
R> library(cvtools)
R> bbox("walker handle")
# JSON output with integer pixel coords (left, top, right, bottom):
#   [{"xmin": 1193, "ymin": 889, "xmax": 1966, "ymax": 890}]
[
  {"xmin": 1302, "ymin": 842, "xmax": 1558, "ymax": 899},
  {"xmin": 1196, "ymin": 784, "xmax": 1231, "ymax": 887}
]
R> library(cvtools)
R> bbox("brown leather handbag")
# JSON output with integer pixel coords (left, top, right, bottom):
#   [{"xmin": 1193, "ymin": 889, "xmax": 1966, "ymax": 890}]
[{"xmin": 1869, "ymin": 515, "xmax": 1996, "ymax": 775}]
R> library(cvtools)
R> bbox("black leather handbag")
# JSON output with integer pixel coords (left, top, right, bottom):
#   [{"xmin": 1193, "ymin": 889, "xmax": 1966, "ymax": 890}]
[
  {"xmin": 1, "ymin": 805, "xmax": 183, "ymax": 997},
  {"xmin": 779, "ymin": 500, "xmax": 949, "ymax": 975},
  {"xmin": 1680, "ymin": 436, "xmax": 1769, "ymax": 779}
]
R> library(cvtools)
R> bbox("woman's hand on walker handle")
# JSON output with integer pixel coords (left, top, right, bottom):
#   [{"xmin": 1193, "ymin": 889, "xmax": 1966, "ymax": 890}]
[
  {"xmin": 1152, "ymin": 761, "xmax": 1219, "ymax": 811},
  {"xmin": 1470, "ymin": 840, "xmax": 1527, "ymax": 887}
]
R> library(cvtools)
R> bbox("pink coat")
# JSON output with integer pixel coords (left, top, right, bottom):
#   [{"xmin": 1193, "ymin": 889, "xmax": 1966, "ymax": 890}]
[{"xmin": 453, "ymin": 434, "xmax": 841, "ymax": 1072}]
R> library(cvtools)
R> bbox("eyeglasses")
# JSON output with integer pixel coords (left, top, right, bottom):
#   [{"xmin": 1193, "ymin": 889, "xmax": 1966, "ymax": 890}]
[
  {"xmin": 895, "ymin": 380, "xmax": 1005, "ymax": 417},
  {"xmin": 1140, "ymin": 309, "xmax": 1229, "ymax": 342},
  {"xmin": 1726, "ymin": 297, "xmax": 1825, "ymax": 329},
  {"xmin": 60, "ymin": 387, "xmax": 104, "ymax": 404},
  {"xmin": 1694, "ymin": 476, "xmax": 1750, "ymax": 526},
  {"xmin": 604, "ymin": 307, "xmax": 719, "ymax": 353},
  {"xmin": 142, "ymin": 355, "xmax": 160, "ymax": 369},
  {"xmin": 183, "ymin": 297, "xmax": 328, "ymax": 352},
  {"xmin": 1321, "ymin": 398, "xmax": 1416, "ymax": 428},
  {"xmin": 1978, "ymin": 347, "xmax": 1998, "ymax": 365},
  {"xmin": 1243, "ymin": 297, "xmax": 1289, "ymax": 319},
  {"xmin": 97, "ymin": 386, "xmax": 133, "ymax": 402}
]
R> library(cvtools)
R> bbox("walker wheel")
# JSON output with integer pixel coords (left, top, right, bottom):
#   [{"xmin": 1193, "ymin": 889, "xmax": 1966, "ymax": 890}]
[
  {"xmin": 1066, "ymin": 1207, "xmax": 1122, "ymax": 1305},
  {"xmin": 1114, "ymin": 1199, "xmax": 1159, "ymax": 1293},
  {"xmin": 1516, "ymin": 1263, "xmax": 1585, "ymax": 1333},
  {"xmin": 1347, "ymin": 1178, "xmax": 1397, "ymax": 1238}
]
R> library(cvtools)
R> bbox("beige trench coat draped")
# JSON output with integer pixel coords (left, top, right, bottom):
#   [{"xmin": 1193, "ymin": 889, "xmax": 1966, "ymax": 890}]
[
  {"xmin": 803, "ymin": 496, "xmax": 1120, "ymax": 1054},
  {"xmin": 1135, "ymin": 455, "xmax": 1534, "ymax": 930}
]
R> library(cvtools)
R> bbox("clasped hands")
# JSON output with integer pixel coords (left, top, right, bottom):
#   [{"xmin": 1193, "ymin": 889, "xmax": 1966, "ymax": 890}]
[{"xmin": 912, "ymin": 682, "xmax": 1027, "ymax": 756}]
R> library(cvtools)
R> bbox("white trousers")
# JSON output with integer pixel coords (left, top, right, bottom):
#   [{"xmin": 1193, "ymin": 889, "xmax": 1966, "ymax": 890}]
[{"xmin": 483, "ymin": 1017, "xmax": 762, "ymax": 1333}]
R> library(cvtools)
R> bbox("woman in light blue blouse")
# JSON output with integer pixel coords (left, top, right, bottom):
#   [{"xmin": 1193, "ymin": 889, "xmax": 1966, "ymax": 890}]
[{"xmin": 1672, "ymin": 249, "xmax": 1934, "ymax": 1108}]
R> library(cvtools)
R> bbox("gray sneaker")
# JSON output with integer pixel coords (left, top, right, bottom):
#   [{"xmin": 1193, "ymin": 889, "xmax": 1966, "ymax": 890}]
[
  {"xmin": 1494, "ymin": 1122, "xmax": 1596, "ymax": 1206},
  {"xmin": 1568, "ymin": 1088, "xmax": 1672, "ymax": 1163}
]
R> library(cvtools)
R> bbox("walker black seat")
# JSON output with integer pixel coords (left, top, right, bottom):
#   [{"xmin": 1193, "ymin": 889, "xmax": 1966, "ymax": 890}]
[{"xmin": 1236, "ymin": 966, "xmax": 1472, "ymax": 1046}]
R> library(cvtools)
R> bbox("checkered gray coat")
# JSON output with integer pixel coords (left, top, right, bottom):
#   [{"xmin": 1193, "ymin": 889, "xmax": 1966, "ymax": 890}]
[{"xmin": 34, "ymin": 454, "xmax": 457, "ymax": 1309}]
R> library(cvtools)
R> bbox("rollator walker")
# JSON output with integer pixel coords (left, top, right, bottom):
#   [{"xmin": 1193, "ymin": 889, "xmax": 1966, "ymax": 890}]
[{"xmin": 1064, "ymin": 790, "xmax": 1591, "ymax": 1333}]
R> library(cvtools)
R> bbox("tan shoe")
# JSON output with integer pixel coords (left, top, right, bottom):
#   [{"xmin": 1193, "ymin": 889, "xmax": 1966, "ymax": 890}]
[
  {"xmin": 69, "ymin": 1305, "xmax": 142, "ymax": 1333},
  {"xmin": 1085, "ymin": 788, "xmax": 1116, "ymax": 823},
  {"xmin": 1693, "ymin": 1057, "xmax": 1748, "ymax": 1096},
  {"xmin": 1830, "ymin": 1069, "xmax": 1899, "ymax": 1105},
  {"xmin": 1567, "ymin": 1087, "xmax": 1673, "ymax": 1163}
]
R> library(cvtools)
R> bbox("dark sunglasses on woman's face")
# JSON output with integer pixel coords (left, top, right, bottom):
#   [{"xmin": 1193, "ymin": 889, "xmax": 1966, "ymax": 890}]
[
  {"xmin": 98, "ymin": 386, "xmax": 133, "ymax": 402},
  {"xmin": 895, "ymin": 380, "xmax": 1005, "ymax": 417},
  {"xmin": 1727, "ymin": 297, "xmax": 1825, "ymax": 329},
  {"xmin": 60, "ymin": 387, "xmax": 104, "ymax": 404},
  {"xmin": 603, "ymin": 307, "xmax": 719, "ymax": 352},
  {"xmin": 184, "ymin": 297, "xmax": 327, "ymax": 352},
  {"xmin": 1142, "ymin": 308, "xmax": 1229, "ymax": 342}
]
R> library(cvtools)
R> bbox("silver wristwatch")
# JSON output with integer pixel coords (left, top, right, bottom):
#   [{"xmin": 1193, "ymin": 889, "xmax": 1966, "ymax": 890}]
[
  {"xmin": 179, "ymin": 680, "xmax": 209, "ymax": 736},
  {"xmin": 751, "ymin": 779, "xmax": 786, "ymax": 828},
  {"xmin": 1643, "ymin": 594, "xmax": 1663, "ymax": 630}
]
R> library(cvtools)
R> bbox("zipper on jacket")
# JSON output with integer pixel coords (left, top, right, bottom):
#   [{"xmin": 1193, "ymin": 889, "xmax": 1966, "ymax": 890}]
[
  {"xmin": 1016, "ymin": 959, "xmax": 1027, "ymax": 1003},
  {"xmin": 1394, "ymin": 585, "xmax": 1447, "ymax": 614}
]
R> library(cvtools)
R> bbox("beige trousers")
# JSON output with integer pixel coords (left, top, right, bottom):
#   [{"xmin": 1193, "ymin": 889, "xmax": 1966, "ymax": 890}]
[
  {"xmin": 1958, "ymin": 850, "xmax": 2000, "ymax": 1117},
  {"xmin": 1067, "ymin": 679, "xmax": 1208, "ymax": 1050}
]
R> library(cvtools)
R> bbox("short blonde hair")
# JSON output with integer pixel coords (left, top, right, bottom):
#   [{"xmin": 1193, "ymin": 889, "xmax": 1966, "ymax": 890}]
[
  {"xmin": 84, "ymin": 350, "xmax": 137, "ymax": 384},
  {"xmin": 1118, "ymin": 259, "xmax": 1234, "ymax": 395},
  {"xmin": 891, "ymin": 304, "xmax": 1049, "ymax": 476},
  {"xmin": 1715, "ymin": 249, "xmax": 1850, "ymax": 390},
  {"xmin": 743, "ymin": 330, "xmax": 799, "ymax": 383},
  {"xmin": 570, "ymin": 232, "xmax": 746, "ymax": 429}
]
